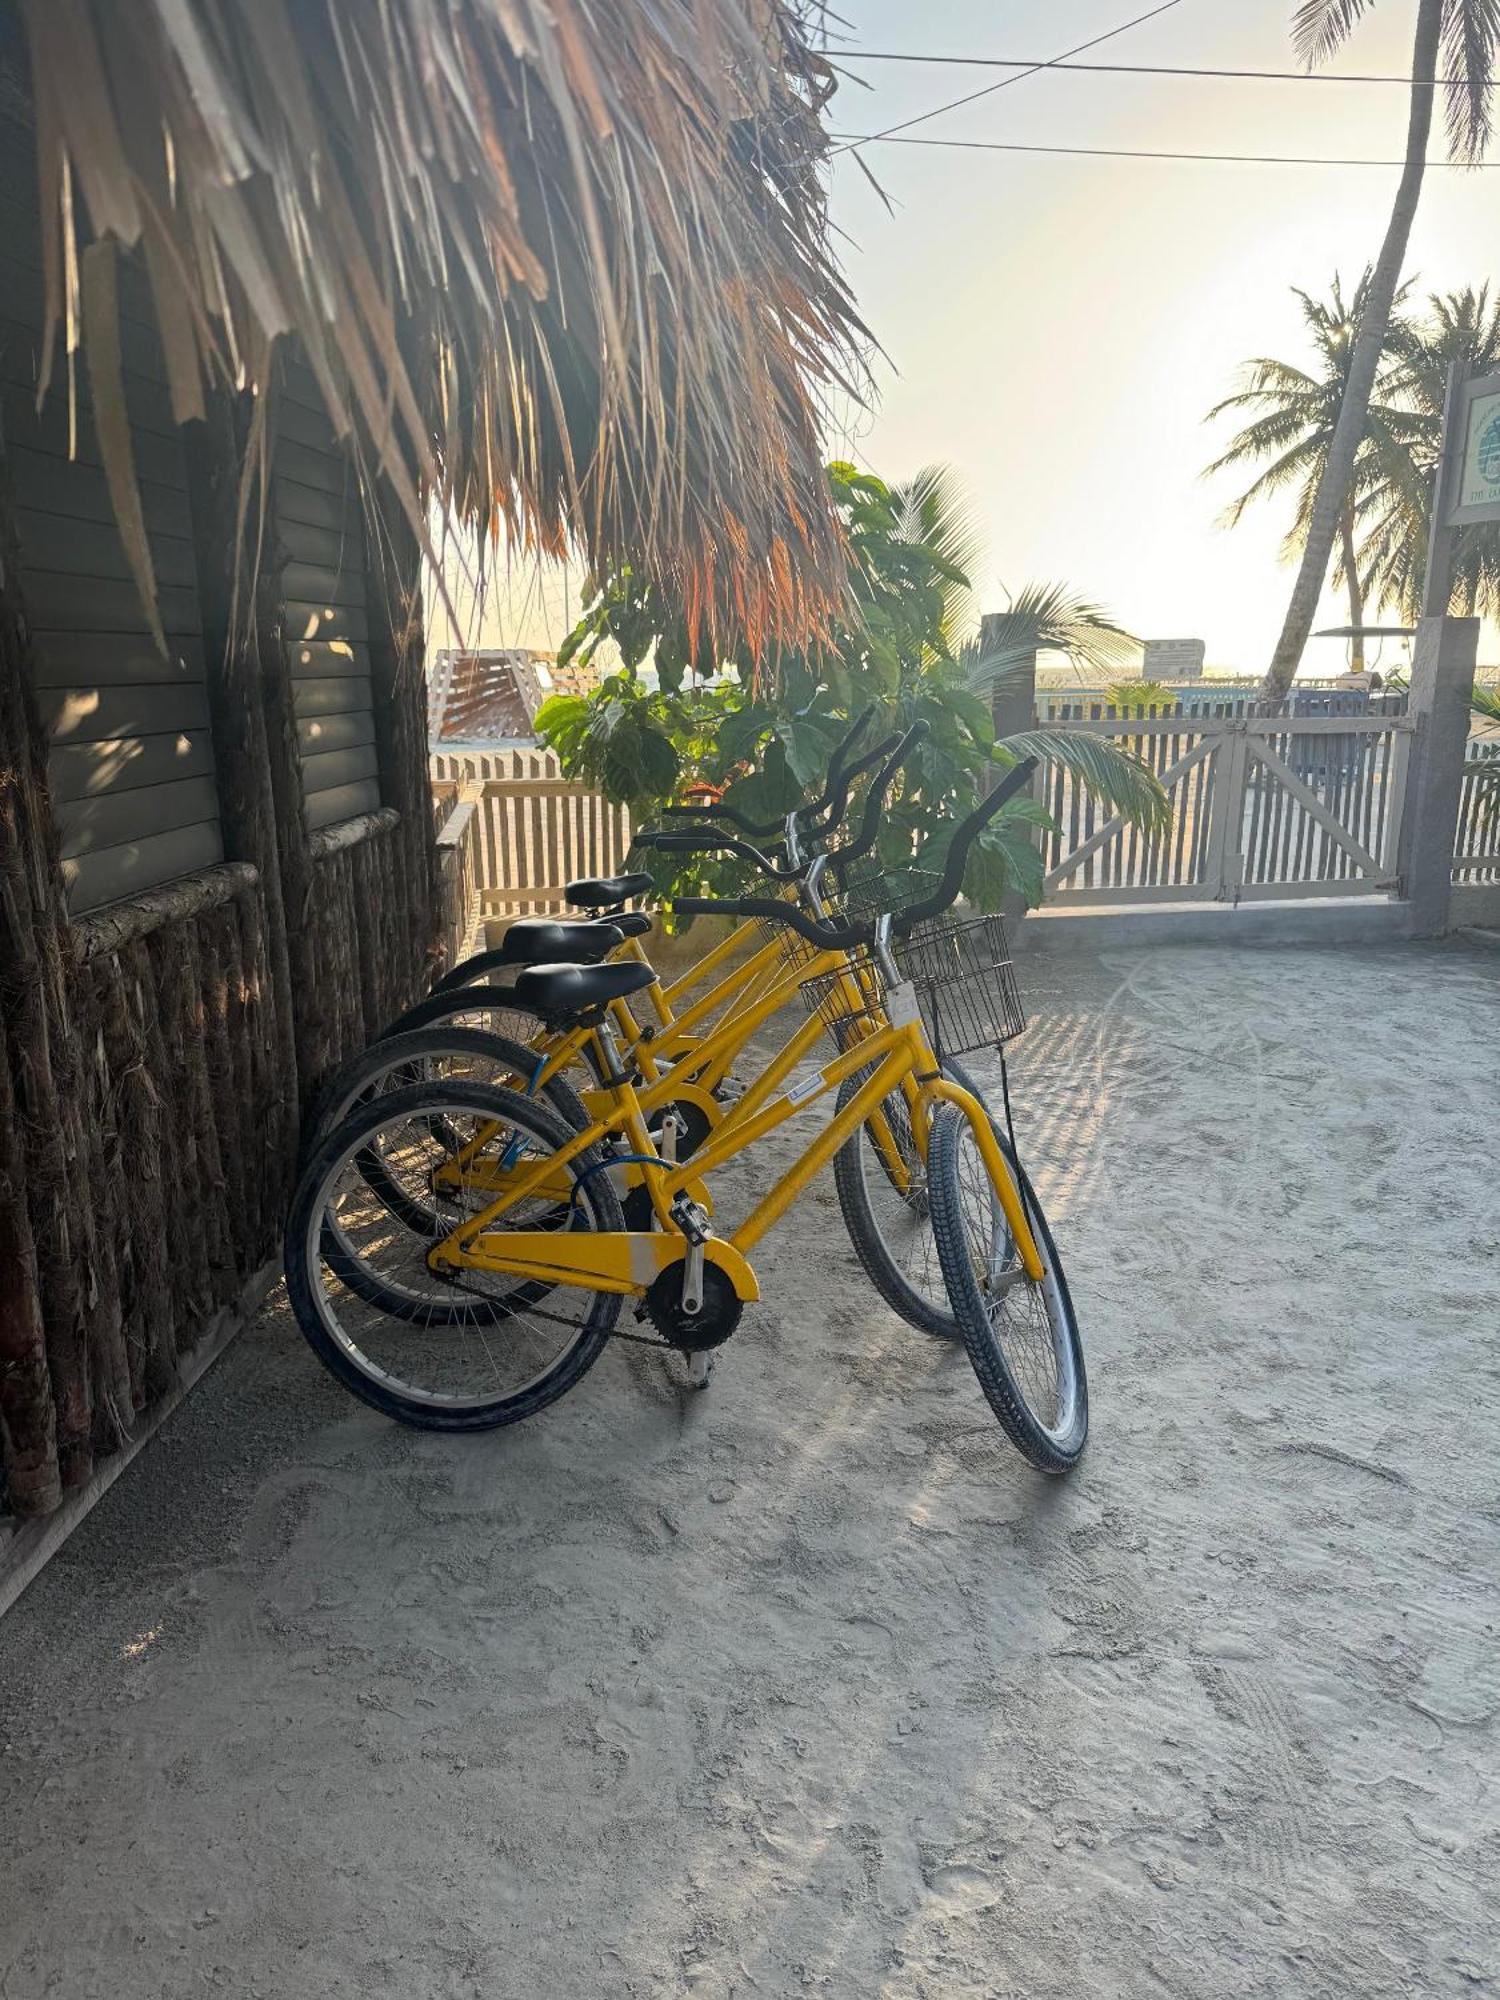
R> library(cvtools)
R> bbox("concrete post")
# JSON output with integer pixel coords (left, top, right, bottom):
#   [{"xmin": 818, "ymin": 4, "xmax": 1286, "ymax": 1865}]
[
  {"xmin": 980, "ymin": 625, "xmax": 1038, "ymax": 922},
  {"xmin": 1400, "ymin": 614, "xmax": 1478, "ymax": 937}
]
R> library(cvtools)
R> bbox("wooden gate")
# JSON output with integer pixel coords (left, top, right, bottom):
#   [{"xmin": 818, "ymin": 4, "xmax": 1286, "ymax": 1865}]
[{"xmin": 1040, "ymin": 710, "xmax": 1413, "ymax": 904}]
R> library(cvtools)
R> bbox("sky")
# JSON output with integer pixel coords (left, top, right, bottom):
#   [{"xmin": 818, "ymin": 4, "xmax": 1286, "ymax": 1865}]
[{"xmin": 431, "ymin": 0, "xmax": 1500, "ymax": 678}]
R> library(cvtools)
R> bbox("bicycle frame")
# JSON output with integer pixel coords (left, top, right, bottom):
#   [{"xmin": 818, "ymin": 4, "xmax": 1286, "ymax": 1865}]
[
  {"xmin": 426, "ymin": 987, "xmax": 1046, "ymax": 1299},
  {"xmin": 441, "ymin": 922, "xmax": 912, "ymax": 1201}
]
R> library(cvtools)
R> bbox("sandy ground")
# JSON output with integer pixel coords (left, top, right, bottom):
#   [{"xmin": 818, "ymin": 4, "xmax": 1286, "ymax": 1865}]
[{"xmin": 2, "ymin": 938, "xmax": 1498, "ymax": 2000}]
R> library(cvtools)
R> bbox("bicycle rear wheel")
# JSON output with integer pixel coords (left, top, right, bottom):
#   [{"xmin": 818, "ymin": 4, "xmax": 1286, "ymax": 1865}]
[
  {"xmin": 285, "ymin": 1081, "xmax": 622, "ymax": 1431},
  {"xmin": 926, "ymin": 1103, "xmax": 1088, "ymax": 1472}
]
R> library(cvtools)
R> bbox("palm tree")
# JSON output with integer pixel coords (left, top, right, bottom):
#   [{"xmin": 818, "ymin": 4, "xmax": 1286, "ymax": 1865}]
[
  {"xmin": 1205, "ymin": 272, "xmax": 1411, "ymax": 672},
  {"xmin": 1263, "ymin": 0, "xmax": 1499, "ymax": 700},
  {"xmin": 1358, "ymin": 286, "xmax": 1500, "ymax": 619}
]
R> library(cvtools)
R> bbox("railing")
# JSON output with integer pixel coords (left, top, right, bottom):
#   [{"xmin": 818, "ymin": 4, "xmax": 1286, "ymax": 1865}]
[
  {"xmin": 429, "ymin": 748, "xmax": 633, "ymax": 918},
  {"xmin": 1039, "ymin": 705, "xmax": 1413, "ymax": 904},
  {"xmin": 1454, "ymin": 736, "xmax": 1500, "ymax": 885},
  {"xmin": 434, "ymin": 780, "xmax": 485, "ymax": 964},
  {"xmin": 428, "ymin": 700, "xmax": 1439, "ymax": 924}
]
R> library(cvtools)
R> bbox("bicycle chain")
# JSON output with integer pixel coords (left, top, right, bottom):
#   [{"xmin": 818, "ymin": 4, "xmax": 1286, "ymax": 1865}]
[{"xmin": 434, "ymin": 1269, "xmax": 677, "ymax": 1351}]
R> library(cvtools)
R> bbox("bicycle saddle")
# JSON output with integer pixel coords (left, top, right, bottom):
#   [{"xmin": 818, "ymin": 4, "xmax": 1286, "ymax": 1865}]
[
  {"xmin": 495, "ymin": 918, "xmax": 624, "ymax": 965},
  {"xmin": 513, "ymin": 959, "xmax": 658, "ymax": 1025},
  {"xmin": 565, "ymin": 872, "xmax": 652, "ymax": 910}
]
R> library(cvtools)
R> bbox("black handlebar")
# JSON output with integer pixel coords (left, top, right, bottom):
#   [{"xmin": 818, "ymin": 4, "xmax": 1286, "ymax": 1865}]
[
  {"xmin": 638, "ymin": 721, "xmax": 927, "ymax": 882},
  {"xmin": 645, "ymin": 827, "xmax": 801, "ymax": 879},
  {"xmin": 830, "ymin": 723, "xmax": 926, "ymax": 870},
  {"xmin": 671, "ymin": 756, "xmax": 1040, "ymax": 948}
]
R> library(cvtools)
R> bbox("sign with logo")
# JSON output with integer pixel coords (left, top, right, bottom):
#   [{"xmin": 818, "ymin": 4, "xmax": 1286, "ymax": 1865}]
[{"xmin": 1446, "ymin": 371, "xmax": 1500, "ymax": 525}]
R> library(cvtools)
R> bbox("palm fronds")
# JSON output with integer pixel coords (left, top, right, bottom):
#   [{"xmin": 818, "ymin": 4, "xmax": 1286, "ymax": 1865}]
[
  {"xmin": 889, "ymin": 464, "xmax": 985, "ymax": 646},
  {"xmin": 997, "ymin": 729, "xmax": 1172, "ymax": 839},
  {"xmin": 964, "ymin": 582, "xmax": 1139, "ymax": 689},
  {"xmin": 1293, "ymin": 0, "xmax": 1500, "ymax": 163},
  {"xmin": 15, "ymin": 0, "xmax": 869, "ymax": 655}
]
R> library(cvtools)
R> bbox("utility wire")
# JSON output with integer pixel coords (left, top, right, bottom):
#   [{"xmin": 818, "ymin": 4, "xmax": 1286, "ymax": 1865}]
[
  {"xmin": 831, "ymin": 132, "xmax": 1500, "ymax": 169},
  {"xmin": 827, "ymin": 0, "xmax": 1188, "ymax": 159},
  {"xmin": 839, "ymin": 52, "xmax": 1478, "ymax": 89}
]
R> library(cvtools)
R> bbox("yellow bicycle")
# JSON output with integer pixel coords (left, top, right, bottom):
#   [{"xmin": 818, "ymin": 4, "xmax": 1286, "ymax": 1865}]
[
  {"xmin": 285, "ymin": 762, "xmax": 1089, "ymax": 1473},
  {"xmin": 308, "ymin": 725, "xmax": 985, "ymax": 1339}
]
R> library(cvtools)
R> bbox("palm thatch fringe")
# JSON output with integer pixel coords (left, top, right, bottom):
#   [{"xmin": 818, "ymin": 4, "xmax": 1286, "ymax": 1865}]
[{"xmin": 17, "ymin": 0, "xmax": 866, "ymax": 656}]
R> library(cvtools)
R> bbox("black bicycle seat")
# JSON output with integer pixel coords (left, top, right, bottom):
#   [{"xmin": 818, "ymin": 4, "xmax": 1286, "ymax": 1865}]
[
  {"xmin": 565, "ymin": 872, "xmax": 653, "ymax": 910},
  {"xmin": 513, "ymin": 959, "xmax": 658, "ymax": 1026},
  {"xmin": 496, "ymin": 918, "xmax": 624, "ymax": 965}
]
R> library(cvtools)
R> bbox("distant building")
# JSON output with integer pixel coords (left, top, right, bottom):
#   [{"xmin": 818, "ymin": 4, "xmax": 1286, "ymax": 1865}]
[
  {"xmin": 1142, "ymin": 638, "xmax": 1206, "ymax": 681},
  {"xmin": 428, "ymin": 647, "xmax": 596, "ymax": 744}
]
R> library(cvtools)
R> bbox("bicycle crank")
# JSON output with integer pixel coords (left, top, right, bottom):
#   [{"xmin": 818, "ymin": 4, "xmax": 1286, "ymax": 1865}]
[{"xmin": 640, "ymin": 1261, "xmax": 742, "ymax": 1352}]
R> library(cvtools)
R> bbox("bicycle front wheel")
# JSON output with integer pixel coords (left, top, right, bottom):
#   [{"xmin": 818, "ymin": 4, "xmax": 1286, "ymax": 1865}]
[
  {"xmin": 285, "ymin": 1082, "xmax": 622, "ymax": 1431},
  {"xmin": 926, "ymin": 1104, "xmax": 1088, "ymax": 1472},
  {"xmin": 833, "ymin": 1056, "xmax": 985, "ymax": 1342}
]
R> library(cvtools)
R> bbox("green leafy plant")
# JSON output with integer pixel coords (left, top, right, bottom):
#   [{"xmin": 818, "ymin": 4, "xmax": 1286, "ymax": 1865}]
[
  {"xmin": 1101, "ymin": 679, "xmax": 1179, "ymax": 715},
  {"xmin": 537, "ymin": 462, "xmax": 1169, "ymax": 915}
]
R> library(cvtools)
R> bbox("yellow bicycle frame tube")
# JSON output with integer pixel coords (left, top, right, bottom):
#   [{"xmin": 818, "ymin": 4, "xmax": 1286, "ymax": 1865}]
[{"xmin": 430, "ymin": 1009, "xmax": 1044, "ymax": 1291}]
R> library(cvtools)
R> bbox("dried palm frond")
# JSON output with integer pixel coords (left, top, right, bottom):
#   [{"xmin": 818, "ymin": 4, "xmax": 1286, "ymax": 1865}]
[{"xmin": 16, "ymin": 0, "xmax": 868, "ymax": 656}]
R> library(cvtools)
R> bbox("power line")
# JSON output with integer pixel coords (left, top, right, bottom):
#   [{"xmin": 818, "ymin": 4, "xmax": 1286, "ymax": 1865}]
[
  {"xmin": 838, "ymin": 52, "xmax": 1478, "ymax": 89},
  {"xmin": 831, "ymin": 132, "xmax": 1500, "ymax": 169},
  {"xmin": 829, "ymin": 0, "xmax": 1188, "ymax": 159}
]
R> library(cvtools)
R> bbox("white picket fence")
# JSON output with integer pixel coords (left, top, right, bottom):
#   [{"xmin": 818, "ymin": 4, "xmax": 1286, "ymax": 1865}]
[
  {"xmin": 429, "ymin": 748, "xmax": 633, "ymax": 918},
  {"xmin": 431, "ymin": 710, "xmax": 1498, "ymax": 934}
]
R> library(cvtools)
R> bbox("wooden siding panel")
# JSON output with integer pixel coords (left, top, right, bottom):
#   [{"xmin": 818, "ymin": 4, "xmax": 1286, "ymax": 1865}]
[
  {"xmin": 304, "ymin": 777, "xmax": 384, "ymax": 831},
  {"xmin": 50, "ymin": 731, "xmax": 218, "ymax": 803},
  {"xmin": 62, "ymin": 822, "xmax": 225, "ymax": 916},
  {"xmin": 299, "ymin": 742, "xmax": 379, "ymax": 794},
  {"xmin": 272, "ymin": 388, "xmax": 381, "ymax": 829},
  {"xmin": 57, "ymin": 775, "xmax": 221, "ymax": 859},
  {"xmin": 296, "ymin": 709, "xmax": 377, "ymax": 758},
  {"xmin": 39, "ymin": 682, "xmax": 212, "ymax": 743},
  {"xmin": 286, "ymin": 637, "xmax": 368, "ymax": 679},
  {"xmin": 2, "ymin": 241, "xmax": 222, "ymax": 912},
  {"xmin": 283, "ymin": 599, "xmax": 369, "ymax": 645},
  {"xmin": 274, "ymin": 475, "xmax": 362, "ymax": 535},
  {"xmin": 13, "ymin": 508, "xmax": 198, "ymax": 589},
  {"xmin": 293, "ymin": 673, "xmax": 375, "ymax": 717},
  {"xmin": 28, "ymin": 631, "xmax": 207, "ymax": 689},
  {"xmin": 282, "ymin": 559, "xmax": 367, "ymax": 610}
]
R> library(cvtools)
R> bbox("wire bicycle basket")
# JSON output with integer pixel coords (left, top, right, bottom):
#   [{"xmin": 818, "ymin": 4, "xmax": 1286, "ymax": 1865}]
[
  {"xmin": 815, "ymin": 858, "xmax": 1027, "ymax": 1057},
  {"xmin": 798, "ymin": 947, "xmax": 889, "ymax": 1049},
  {"xmin": 894, "ymin": 912, "xmax": 1026, "ymax": 1057}
]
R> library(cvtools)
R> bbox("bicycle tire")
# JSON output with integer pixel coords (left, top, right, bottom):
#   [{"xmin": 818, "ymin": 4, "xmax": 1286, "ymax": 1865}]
[
  {"xmin": 832, "ymin": 1055, "xmax": 986, "ymax": 1342},
  {"xmin": 382, "ymin": 984, "xmax": 540, "ymax": 1046},
  {"xmin": 285, "ymin": 1081, "xmax": 623, "ymax": 1431},
  {"xmin": 305, "ymin": 1028, "xmax": 591, "ymax": 1325},
  {"xmin": 926, "ymin": 1103, "xmax": 1088, "ymax": 1472},
  {"xmin": 308, "ymin": 1026, "xmax": 590, "ymax": 1166}
]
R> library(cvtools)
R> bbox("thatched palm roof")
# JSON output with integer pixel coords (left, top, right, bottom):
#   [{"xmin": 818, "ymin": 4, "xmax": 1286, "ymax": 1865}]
[{"xmin": 15, "ymin": 0, "xmax": 866, "ymax": 653}]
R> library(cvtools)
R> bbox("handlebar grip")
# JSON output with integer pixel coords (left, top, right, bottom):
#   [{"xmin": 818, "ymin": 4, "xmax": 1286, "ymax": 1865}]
[
  {"xmin": 798, "ymin": 729, "xmax": 902, "ymax": 834},
  {"xmin": 824, "ymin": 706, "xmax": 875, "ymax": 788},
  {"xmin": 830, "ymin": 721, "xmax": 928, "ymax": 867},
  {"xmin": 891, "ymin": 756, "xmax": 1039, "ymax": 935},
  {"xmin": 659, "ymin": 799, "xmax": 769, "ymax": 835}
]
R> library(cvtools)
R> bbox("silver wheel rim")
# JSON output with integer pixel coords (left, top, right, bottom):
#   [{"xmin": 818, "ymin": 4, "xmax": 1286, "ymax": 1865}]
[
  {"xmin": 304, "ymin": 1094, "xmax": 603, "ymax": 1411},
  {"xmin": 855, "ymin": 1093, "xmax": 947, "ymax": 1313},
  {"xmin": 952, "ymin": 1122, "xmax": 1079, "ymax": 1443}
]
